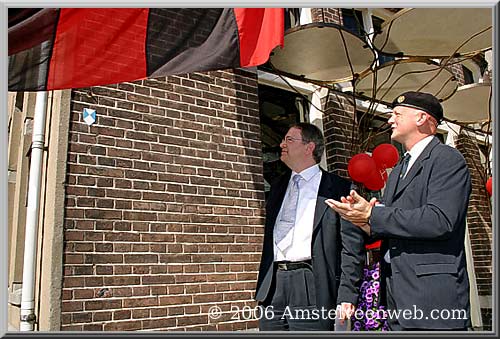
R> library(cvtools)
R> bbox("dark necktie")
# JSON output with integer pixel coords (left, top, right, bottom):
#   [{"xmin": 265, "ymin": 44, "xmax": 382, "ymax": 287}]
[
  {"xmin": 399, "ymin": 153, "xmax": 411, "ymax": 180},
  {"xmin": 396, "ymin": 153, "xmax": 412, "ymax": 191}
]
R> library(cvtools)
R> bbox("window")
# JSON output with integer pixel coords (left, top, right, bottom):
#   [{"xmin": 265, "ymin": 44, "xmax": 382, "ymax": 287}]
[
  {"xmin": 462, "ymin": 66, "xmax": 474, "ymax": 85},
  {"xmin": 341, "ymin": 10, "xmax": 395, "ymax": 66},
  {"xmin": 15, "ymin": 92, "xmax": 24, "ymax": 111},
  {"xmin": 356, "ymin": 110, "xmax": 393, "ymax": 153},
  {"xmin": 341, "ymin": 9, "xmax": 364, "ymax": 37},
  {"xmin": 285, "ymin": 8, "xmax": 302, "ymax": 30}
]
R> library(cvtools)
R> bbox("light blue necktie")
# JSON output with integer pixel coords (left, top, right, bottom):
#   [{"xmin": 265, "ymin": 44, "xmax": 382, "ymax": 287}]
[{"xmin": 275, "ymin": 174, "xmax": 302, "ymax": 251}]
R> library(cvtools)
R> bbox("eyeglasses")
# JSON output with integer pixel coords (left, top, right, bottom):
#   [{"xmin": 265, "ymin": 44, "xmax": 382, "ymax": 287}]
[{"xmin": 282, "ymin": 136, "xmax": 304, "ymax": 143}]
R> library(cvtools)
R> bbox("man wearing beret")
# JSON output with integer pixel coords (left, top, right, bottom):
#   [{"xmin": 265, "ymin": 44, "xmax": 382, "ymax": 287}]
[{"xmin": 326, "ymin": 91, "xmax": 472, "ymax": 331}]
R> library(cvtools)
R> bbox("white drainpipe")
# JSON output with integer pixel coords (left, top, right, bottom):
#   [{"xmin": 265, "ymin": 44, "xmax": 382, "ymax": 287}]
[{"xmin": 20, "ymin": 91, "xmax": 48, "ymax": 331}]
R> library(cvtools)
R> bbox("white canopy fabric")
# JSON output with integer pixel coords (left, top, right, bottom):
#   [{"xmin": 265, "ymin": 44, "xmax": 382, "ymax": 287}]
[
  {"xmin": 355, "ymin": 59, "xmax": 458, "ymax": 103},
  {"xmin": 442, "ymin": 83, "xmax": 492, "ymax": 123},
  {"xmin": 372, "ymin": 8, "xmax": 492, "ymax": 58},
  {"xmin": 270, "ymin": 23, "xmax": 376, "ymax": 83}
]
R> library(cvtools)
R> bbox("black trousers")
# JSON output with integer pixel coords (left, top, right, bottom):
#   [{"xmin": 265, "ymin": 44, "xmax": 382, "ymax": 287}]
[{"xmin": 258, "ymin": 263, "xmax": 331, "ymax": 331}]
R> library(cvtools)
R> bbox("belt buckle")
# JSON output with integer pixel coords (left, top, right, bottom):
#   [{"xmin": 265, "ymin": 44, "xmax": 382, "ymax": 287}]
[{"xmin": 278, "ymin": 263, "xmax": 288, "ymax": 271}]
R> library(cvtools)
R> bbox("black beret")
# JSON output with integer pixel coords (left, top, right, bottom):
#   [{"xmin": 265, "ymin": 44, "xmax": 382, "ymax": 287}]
[{"xmin": 392, "ymin": 91, "xmax": 443, "ymax": 123}]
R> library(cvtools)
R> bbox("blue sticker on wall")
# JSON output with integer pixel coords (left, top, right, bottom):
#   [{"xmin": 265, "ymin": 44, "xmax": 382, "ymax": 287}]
[{"xmin": 83, "ymin": 108, "xmax": 96, "ymax": 125}]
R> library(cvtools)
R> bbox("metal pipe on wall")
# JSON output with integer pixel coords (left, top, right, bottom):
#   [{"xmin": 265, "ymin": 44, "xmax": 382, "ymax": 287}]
[{"xmin": 19, "ymin": 91, "xmax": 48, "ymax": 331}]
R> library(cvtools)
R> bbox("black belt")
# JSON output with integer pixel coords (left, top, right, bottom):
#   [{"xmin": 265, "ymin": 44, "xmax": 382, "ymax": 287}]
[{"xmin": 275, "ymin": 260, "xmax": 312, "ymax": 271}]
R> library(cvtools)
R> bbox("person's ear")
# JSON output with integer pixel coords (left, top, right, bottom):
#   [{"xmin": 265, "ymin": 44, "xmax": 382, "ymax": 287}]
[
  {"xmin": 306, "ymin": 142, "xmax": 316, "ymax": 155},
  {"xmin": 415, "ymin": 112, "xmax": 427, "ymax": 126}
]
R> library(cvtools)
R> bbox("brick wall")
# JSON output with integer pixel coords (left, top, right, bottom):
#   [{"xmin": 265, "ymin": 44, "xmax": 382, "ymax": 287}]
[
  {"xmin": 455, "ymin": 132, "xmax": 492, "ymax": 330},
  {"xmin": 322, "ymin": 92, "xmax": 357, "ymax": 179},
  {"xmin": 455, "ymin": 133, "xmax": 492, "ymax": 296},
  {"xmin": 449, "ymin": 62, "xmax": 465, "ymax": 86},
  {"xmin": 311, "ymin": 8, "xmax": 343, "ymax": 25},
  {"xmin": 61, "ymin": 69, "xmax": 266, "ymax": 331},
  {"xmin": 452, "ymin": 64, "xmax": 465, "ymax": 86}
]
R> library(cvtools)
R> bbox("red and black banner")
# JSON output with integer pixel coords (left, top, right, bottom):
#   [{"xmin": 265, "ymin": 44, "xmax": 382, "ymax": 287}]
[{"xmin": 8, "ymin": 8, "xmax": 284, "ymax": 91}]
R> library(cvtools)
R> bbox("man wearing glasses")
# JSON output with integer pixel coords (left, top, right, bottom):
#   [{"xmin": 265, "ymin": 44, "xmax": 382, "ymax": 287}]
[{"xmin": 255, "ymin": 122, "xmax": 366, "ymax": 331}]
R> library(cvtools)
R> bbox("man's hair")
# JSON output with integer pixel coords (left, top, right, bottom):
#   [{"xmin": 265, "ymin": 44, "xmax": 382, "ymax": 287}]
[{"xmin": 291, "ymin": 122, "xmax": 325, "ymax": 164}]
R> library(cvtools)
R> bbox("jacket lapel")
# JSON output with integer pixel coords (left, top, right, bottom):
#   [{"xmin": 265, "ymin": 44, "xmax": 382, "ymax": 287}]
[
  {"xmin": 393, "ymin": 136, "xmax": 440, "ymax": 198},
  {"xmin": 394, "ymin": 162, "xmax": 422, "ymax": 196},
  {"xmin": 267, "ymin": 172, "xmax": 291, "ymax": 228},
  {"xmin": 270, "ymin": 169, "xmax": 341, "ymax": 235},
  {"xmin": 313, "ymin": 170, "xmax": 333, "ymax": 233},
  {"xmin": 385, "ymin": 160, "xmax": 403, "ymax": 204}
]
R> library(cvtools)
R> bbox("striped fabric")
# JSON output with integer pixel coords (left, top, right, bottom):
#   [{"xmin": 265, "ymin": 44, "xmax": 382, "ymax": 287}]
[{"xmin": 8, "ymin": 8, "xmax": 284, "ymax": 91}]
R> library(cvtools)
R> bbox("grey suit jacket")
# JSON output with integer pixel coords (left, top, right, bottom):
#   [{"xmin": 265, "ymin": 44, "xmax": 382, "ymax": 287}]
[
  {"xmin": 371, "ymin": 136, "xmax": 472, "ymax": 329},
  {"xmin": 255, "ymin": 169, "xmax": 366, "ymax": 330}
]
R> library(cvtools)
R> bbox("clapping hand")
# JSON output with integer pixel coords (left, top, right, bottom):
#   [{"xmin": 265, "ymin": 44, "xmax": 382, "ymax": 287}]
[{"xmin": 325, "ymin": 190, "xmax": 377, "ymax": 235}]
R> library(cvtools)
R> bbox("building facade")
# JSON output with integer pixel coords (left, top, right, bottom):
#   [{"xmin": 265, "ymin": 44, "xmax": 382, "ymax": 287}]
[{"xmin": 7, "ymin": 7, "xmax": 493, "ymax": 331}]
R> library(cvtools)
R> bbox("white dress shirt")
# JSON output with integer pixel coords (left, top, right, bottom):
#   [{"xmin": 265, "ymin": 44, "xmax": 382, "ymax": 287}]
[
  {"xmin": 273, "ymin": 164, "xmax": 322, "ymax": 262},
  {"xmin": 402, "ymin": 135, "xmax": 434, "ymax": 178}
]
